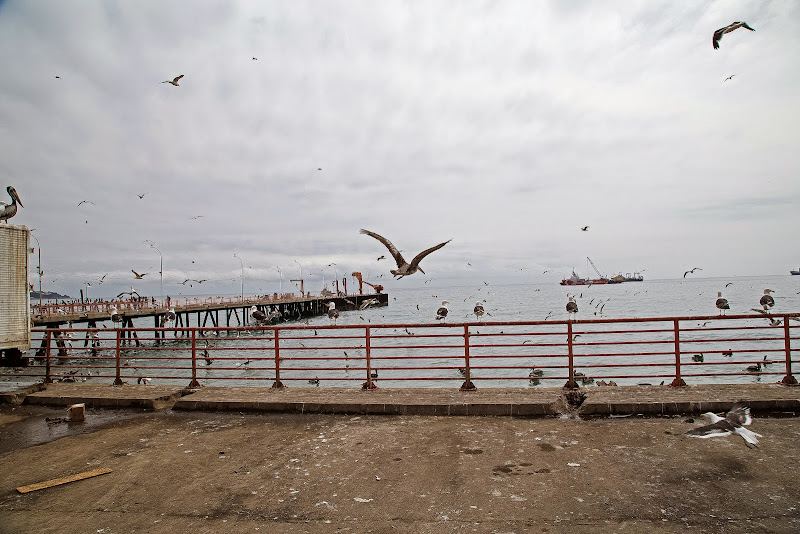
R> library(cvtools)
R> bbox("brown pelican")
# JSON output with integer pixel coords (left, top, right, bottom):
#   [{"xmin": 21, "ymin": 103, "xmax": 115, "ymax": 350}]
[
  {"xmin": 359, "ymin": 229, "xmax": 451, "ymax": 279},
  {"xmin": 759, "ymin": 289, "xmax": 775, "ymax": 310},
  {"xmin": 715, "ymin": 292, "xmax": 730, "ymax": 315},
  {"xmin": 685, "ymin": 405, "xmax": 761, "ymax": 447},
  {"xmin": 250, "ymin": 305, "xmax": 268, "ymax": 324},
  {"xmin": 473, "ymin": 301, "xmax": 485, "ymax": 320},
  {"xmin": 566, "ymin": 296, "xmax": 578, "ymax": 318},
  {"xmin": 713, "ymin": 21, "xmax": 755, "ymax": 49},
  {"xmin": 435, "ymin": 300, "xmax": 449, "ymax": 321},
  {"xmin": 161, "ymin": 74, "xmax": 184, "ymax": 86},
  {"xmin": 0, "ymin": 186, "xmax": 23, "ymax": 223},
  {"xmin": 327, "ymin": 302, "xmax": 339, "ymax": 324}
]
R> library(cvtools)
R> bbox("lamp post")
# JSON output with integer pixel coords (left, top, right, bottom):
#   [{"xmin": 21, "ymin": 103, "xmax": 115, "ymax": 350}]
[
  {"xmin": 275, "ymin": 266, "xmax": 282, "ymax": 296},
  {"xmin": 294, "ymin": 260, "xmax": 303, "ymax": 297},
  {"xmin": 30, "ymin": 232, "xmax": 42, "ymax": 309},
  {"xmin": 145, "ymin": 240, "xmax": 163, "ymax": 308},
  {"xmin": 234, "ymin": 253, "xmax": 244, "ymax": 302}
]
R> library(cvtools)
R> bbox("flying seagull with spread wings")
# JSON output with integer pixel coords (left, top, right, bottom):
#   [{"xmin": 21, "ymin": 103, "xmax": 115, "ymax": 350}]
[
  {"xmin": 359, "ymin": 229, "xmax": 451, "ymax": 279},
  {"xmin": 685, "ymin": 405, "xmax": 761, "ymax": 447},
  {"xmin": 713, "ymin": 21, "xmax": 755, "ymax": 49},
  {"xmin": 162, "ymin": 74, "xmax": 184, "ymax": 86}
]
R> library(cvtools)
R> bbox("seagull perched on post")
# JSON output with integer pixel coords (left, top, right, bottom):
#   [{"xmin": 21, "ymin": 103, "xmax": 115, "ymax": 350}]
[
  {"xmin": 327, "ymin": 302, "xmax": 339, "ymax": 324},
  {"xmin": 566, "ymin": 296, "xmax": 578, "ymax": 319},
  {"xmin": 1, "ymin": 186, "xmax": 23, "ymax": 223},
  {"xmin": 716, "ymin": 291, "xmax": 730, "ymax": 315},
  {"xmin": 161, "ymin": 74, "xmax": 184, "ymax": 86},
  {"xmin": 359, "ymin": 229, "xmax": 451, "ymax": 279},
  {"xmin": 759, "ymin": 289, "xmax": 775, "ymax": 310},
  {"xmin": 685, "ymin": 405, "xmax": 762, "ymax": 447},
  {"xmin": 436, "ymin": 300, "xmax": 449, "ymax": 321},
  {"xmin": 713, "ymin": 21, "xmax": 755, "ymax": 49}
]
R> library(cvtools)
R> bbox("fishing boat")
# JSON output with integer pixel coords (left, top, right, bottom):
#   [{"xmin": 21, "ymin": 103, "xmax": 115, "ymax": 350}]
[{"xmin": 792, "ymin": 267, "xmax": 800, "ymax": 275}]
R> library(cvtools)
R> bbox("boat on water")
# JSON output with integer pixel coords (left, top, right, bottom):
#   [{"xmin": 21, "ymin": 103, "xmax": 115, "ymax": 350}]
[
  {"xmin": 792, "ymin": 267, "xmax": 800, "ymax": 275},
  {"xmin": 560, "ymin": 270, "xmax": 610, "ymax": 286}
]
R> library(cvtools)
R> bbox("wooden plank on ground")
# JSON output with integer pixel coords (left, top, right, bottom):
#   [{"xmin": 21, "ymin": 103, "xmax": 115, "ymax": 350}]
[{"xmin": 16, "ymin": 467, "xmax": 112, "ymax": 494}]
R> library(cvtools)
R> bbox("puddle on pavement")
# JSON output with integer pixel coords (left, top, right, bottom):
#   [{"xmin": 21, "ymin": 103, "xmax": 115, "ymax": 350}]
[{"xmin": 0, "ymin": 405, "xmax": 151, "ymax": 454}]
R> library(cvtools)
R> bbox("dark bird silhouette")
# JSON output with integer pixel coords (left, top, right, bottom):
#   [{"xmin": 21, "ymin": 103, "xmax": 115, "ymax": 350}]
[
  {"xmin": 724, "ymin": 74, "xmax": 736, "ymax": 82},
  {"xmin": 580, "ymin": 226, "xmax": 589, "ymax": 231},
  {"xmin": 77, "ymin": 200, "xmax": 95, "ymax": 207},
  {"xmin": 162, "ymin": 74, "xmax": 184, "ymax": 86},
  {"xmin": 685, "ymin": 405, "xmax": 761, "ymax": 447},
  {"xmin": 0, "ymin": 186, "xmax": 23, "ymax": 223},
  {"xmin": 137, "ymin": 192, "xmax": 149, "ymax": 199},
  {"xmin": 683, "ymin": 267, "xmax": 702, "ymax": 278},
  {"xmin": 360, "ymin": 229, "xmax": 451, "ymax": 279},
  {"xmin": 713, "ymin": 21, "xmax": 755, "ymax": 49}
]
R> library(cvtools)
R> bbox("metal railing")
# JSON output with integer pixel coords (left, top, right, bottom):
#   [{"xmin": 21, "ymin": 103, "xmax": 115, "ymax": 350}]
[{"xmin": 12, "ymin": 313, "xmax": 799, "ymax": 389}]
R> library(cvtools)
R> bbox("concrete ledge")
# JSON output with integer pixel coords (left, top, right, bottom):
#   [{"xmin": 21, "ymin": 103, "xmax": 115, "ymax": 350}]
[
  {"xmin": 22, "ymin": 383, "xmax": 187, "ymax": 410},
  {"xmin": 0, "ymin": 382, "xmax": 46, "ymax": 405}
]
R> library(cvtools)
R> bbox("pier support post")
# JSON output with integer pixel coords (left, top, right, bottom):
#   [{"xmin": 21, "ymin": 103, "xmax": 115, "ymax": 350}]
[
  {"xmin": 563, "ymin": 321, "xmax": 579, "ymax": 389},
  {"xmin": 460, "ymin": 325, "xmax": 477, "ymax": 391},
  {"xmin": 670, "ymin": 319, "xmax": 687, "ymax": 387},
  {"xmin": 781, "ymin": 316, "xmax": 797, "ymax": 386},
  {"xmin": 362, "ymin": 326, "xmax": 378, "ymax": 390}
]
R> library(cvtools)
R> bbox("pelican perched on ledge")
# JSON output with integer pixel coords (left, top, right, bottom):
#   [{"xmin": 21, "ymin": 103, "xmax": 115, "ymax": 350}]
[{"xmin": 1, "ymin": 186, "xmax": 23, "ymax": 223}]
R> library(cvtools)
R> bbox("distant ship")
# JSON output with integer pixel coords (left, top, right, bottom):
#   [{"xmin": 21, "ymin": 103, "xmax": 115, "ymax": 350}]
[{"xmin": 792, "ymin": 267, "xmax": 800, "ymax": 275}]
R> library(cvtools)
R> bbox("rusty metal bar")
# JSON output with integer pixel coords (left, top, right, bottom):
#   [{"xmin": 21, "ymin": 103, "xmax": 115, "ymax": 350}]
[
  {"xmin": 362, "ymin": 326, "xmax": 377, "ymax": 390},
  {"xmin": 564, "ymin": 321, "xmax": 578, "ymax": 389},
  {"xmin": 460, "ymin": 324, "xmax": 476, "ymax": 391},
  {"xmin": 670, "ymin": 319, "xmax": 687, "ymax": 387},
  {"xmin": 43, "ymin": 330, "xmax": 53, "ymax": 384},
  {"xmin": 781, "ymin": 315, "xmax": 797, "ymax": 386},
  {"xmin": 271, "ymin": 329, "xmax": 285, "ymax": 389},
  {"xmin": 188, "ymin": 329, "xmax": 200, "ymax": 388},
  {"xmin": 113, "ymin": 329, "xmax": 123, "ymax": 385}
]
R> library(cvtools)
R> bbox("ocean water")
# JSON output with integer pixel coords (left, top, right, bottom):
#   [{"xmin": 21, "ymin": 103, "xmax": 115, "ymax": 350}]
[{"xmin": 18, "ymin": 275, "xmax": 800, "ymax": 388}]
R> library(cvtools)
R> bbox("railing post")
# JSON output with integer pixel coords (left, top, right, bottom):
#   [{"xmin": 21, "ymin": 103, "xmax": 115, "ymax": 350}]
[
  {"xmin": 113, "ymin": 329, "xmax": 124, "ymax": 385},
  {"xmin": 670, "ymin": 319, "xmax": 687, "ymax": 387},
  {"xmin": 362, "ymin": 326, "xmax": 377, "ymax": 390},
  {"xmin": 781, "ymin": 316, "xmax": 797, "ymax": 386},
  {"xmin": 271, "ymin": 328, "xmax": 285, "ymax": 389},
  {"xmin": 460, "ymin": 325, "xmax": 476, "ymax": 391},
  {"xmin": 43, "ymin": 330, "xmax": 53, "ymax": 384},
  {"xmin": 189, "ymin": 329, "xmax": 200, "ymax": 388},
  {"xmin": 563, "ymin": 321, "xmax": 578, "ymax": 389}
]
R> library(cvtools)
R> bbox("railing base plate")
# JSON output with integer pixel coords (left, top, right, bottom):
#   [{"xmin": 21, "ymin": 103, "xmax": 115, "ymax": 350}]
[
  {"xmin": 362, "ymin": 381, "xmax": 378, "ymax": 390},
  {"xmin": 780, "ymin": 375, "xmax": 798, "ymax": 386},
  {"xmin": 271, "ymin": 380, "xmax": 286, "ymax": 389},
  {"xmin": 670, "ymin": 378, "xmax": 687, "ymax": 387},
  {"xmin": 460, "ymin": 380, "xmax": 476, "ymax": 391}
]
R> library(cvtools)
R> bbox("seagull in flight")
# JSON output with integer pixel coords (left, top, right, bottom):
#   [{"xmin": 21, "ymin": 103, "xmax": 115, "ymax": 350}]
[
  {"xmin": 77, "ymin": 200, "xmax": 95, "ymax": 207},
  {"xmin": 137, "ymin": 192, "xmax": 149, "ymax": 199},
  {"xmin": 685, "ymin": 405, "xmax": 761, "ymax": 447},
  {"xmin": 580, "ymin": 226, "xmax": 589, "ymax": 232},
  {"xmin": 132, "ymin": 270, "xmax": 149, "ymax": 279},
  {"xmin": 359, "ymin": 229, "xmax": 451, "ymax": 279},
  {"xmin": 713, "ymin": 21, "xmax": 755, "ymax": 49},
  {"xmin": 723, "ymin": 74, "xmax": 736, "ymax": 82},
  {"xmin": 189, "ymin": 215, "xmax": 203, "ymax": 220},
  {"xmin": 162, "ymin": 74, "xmax": 184, "ymax": 86},
  {"xmin": 683, "ymin": 267, "xmax": 702, "ymax": 278}
]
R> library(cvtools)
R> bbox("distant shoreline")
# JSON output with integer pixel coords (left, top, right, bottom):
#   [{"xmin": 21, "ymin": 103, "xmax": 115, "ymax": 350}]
[{"xmin": 30, "ymin": 291, "xmax": 71, "ymax": 300}]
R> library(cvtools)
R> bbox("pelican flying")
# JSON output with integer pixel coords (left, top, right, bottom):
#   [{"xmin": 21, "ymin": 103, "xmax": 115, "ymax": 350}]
[
  {"xmin": 713, "ymin": 21, "xmax": 755, "ymax": 50},
  {"xmin": 359, "ymin": 229, "xmax": 451, "ymax": 279}
]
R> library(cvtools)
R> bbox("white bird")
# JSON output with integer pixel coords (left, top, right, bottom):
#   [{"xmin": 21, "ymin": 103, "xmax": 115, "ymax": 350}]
[
  {"xmin": 473, "ymin": 301, "xmax": 485, "ymax": 321},
  {"xmin": 0, "ymin": 186, "xmax": 23, "ymax": 223},
  {"xmin": 436, "ymin": 300, "xmax": 449, "ymax": 321},
  {"xmin": 110, "ymin": 306, "xmax": 123, "ymax": 326},
  {"xmin": 713, "ymin": 21, "xmax": 755, "ymax": 50},
  {"xmin": 132, "ymin": 270, "xmax": 149, "ymax": 279},
  {"xmin": 360, "ymin": 229, "xmax": 451, "ymax": 279},
  {"xmin": 250, "ymin": 305, "xmax": 268, "ymax": 324},
  {"xmin": 162, "ymin": 74, "xmax": 184, "ymax": 86},
  {"xmin": 716, "ymin": 291, "xmax": 730, "ymax": 315},
  {"xmin": 160, "ymin": 307, "xmax": 176, "ymax": 327},
  {"xmin": 685, "ymin": 405, "xmax": 762, "ymax": 447},
  {"xmin": 566, "ymin": 296, "xmax": 578, "ymax": 318},
  {"xmin": 359, "ymin": 298, "xmax": 379, "ymax": 310},
  {"xmin": 328, "ymin": 302, "xmax": 339, "ymax": 324}
]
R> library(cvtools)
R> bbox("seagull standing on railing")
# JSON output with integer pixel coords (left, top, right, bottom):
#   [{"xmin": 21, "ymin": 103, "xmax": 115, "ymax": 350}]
[
  {"xmin": 566, "ymin": 296, "xmax": 578, "ymax": 319},
  {"xmin": 759, "ymin": 289, "xmax": 775, "ymax": 310},
  {"xmin": 473, "ymin": 301, "xmax": 485, "ymax": 321},
  {"xmin": 716, "ymin": 292, "xmax": 730, "ymax": 315},
  {"xmin": 436, "ymin": 300, "xmax": 449, "ymax": 321}
]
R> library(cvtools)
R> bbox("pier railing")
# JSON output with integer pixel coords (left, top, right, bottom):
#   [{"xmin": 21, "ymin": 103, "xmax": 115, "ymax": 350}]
[{"xmin": 12, "ymin": 313, "xmax": 799, "ymax": 389}]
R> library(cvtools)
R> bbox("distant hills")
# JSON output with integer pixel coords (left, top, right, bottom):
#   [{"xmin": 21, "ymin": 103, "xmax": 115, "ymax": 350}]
[{"xmin": 30, "ymin": 291, "xmax": 71, "ymax": 300}]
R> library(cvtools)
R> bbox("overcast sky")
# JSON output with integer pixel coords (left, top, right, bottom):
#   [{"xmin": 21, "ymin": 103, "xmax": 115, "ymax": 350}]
[{"xmin": 1, "ymin": 0, "xmax": 798, "ymax": 299}]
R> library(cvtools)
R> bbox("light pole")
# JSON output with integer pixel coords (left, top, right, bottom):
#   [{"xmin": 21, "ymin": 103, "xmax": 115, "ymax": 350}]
[
  {"xmin": 30, "ymin": 232, "xmax": 42, "ymax": 309},
  {"xmin": 234, "ymin": 253, "xmax": 244, "ymax": 302},
  {"xmin": 145, "ymin": 240, "xmax": 163, "ymax": 308},
  {"xmin": 275, "ymin": 266, "xmax": 282, "ymax": 296},
  {"xmin": 294, "ymin": 260, "xmax": 303, "ymax": 296}
]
